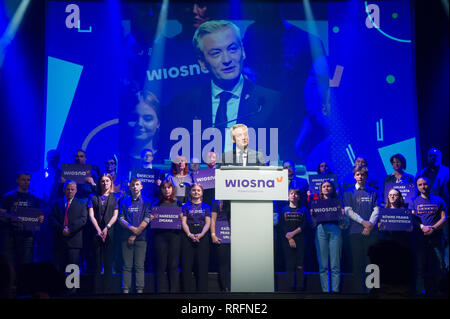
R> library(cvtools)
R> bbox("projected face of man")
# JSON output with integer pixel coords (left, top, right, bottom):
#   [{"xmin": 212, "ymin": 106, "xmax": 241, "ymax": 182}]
[{"xmin": 198, "ymin": 26, "xmax": 245, "ymax": 87}]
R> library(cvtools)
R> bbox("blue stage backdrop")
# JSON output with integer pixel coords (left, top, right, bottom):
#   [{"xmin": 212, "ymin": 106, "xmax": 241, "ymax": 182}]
[{"xmin": 44, "ymin": 0, "xmax": 419, "ymax": 181}]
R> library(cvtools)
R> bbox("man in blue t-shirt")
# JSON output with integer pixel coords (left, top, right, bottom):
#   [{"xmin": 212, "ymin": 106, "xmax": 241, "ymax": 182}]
[
  {"xmin": 412, "ymin": 177, "xmax": 447, "ymax": 295},
  {"xmin": 119, "ymin": 178, "xmax": 152, "ymax": 294},
  {"xmin": 0, "ymin": 172, "xmax": 43, "ymax": 266},
  {"xmin": 344, "ymin": 166, "xmax": 379, "ymax": 293}
]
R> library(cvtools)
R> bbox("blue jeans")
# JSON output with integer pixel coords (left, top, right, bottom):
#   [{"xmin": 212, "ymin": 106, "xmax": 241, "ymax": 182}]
[{"xmin": 315, "ymin": 223, "xmax": 342, "ymax": 292}]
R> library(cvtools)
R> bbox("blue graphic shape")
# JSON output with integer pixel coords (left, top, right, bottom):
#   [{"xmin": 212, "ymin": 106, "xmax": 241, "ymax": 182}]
[
  {"xmin": 364, "ymin": 1, "xmax": 411, "ymax": 43},
  {"xmin": 77, "ymin": 19, "xmax": 92, "ymax": 33},
  {"xmin": 378, "ymin": 138, "xmax": 417, "ymax": 176},
  {"xmin": 45, "ymin": 56, "xmax": 83, "ymax": 161},
  {"xmin": 376, "ymin": 119, "xmax": 384, "ymax": 141}
]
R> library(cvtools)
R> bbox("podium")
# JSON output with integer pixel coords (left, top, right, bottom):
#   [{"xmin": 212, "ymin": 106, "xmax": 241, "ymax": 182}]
[{"xmin": 215, "ymin": 166, "xmax": 288, "ymax": 292}]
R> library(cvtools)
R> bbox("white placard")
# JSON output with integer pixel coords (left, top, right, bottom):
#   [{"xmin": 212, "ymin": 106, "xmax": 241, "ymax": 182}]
[{"xmin": 215, "ymin": 166, "xmax": 288, "ymax": 201}]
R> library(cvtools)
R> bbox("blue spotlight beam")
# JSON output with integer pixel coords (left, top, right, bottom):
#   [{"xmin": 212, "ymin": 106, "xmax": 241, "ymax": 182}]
[{"xmin": 0, "ymin": 0, "xmax": 31, "ymax": 67}]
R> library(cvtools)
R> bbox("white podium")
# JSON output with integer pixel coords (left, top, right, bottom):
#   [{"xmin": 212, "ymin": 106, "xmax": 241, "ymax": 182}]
[{"xmin": 215, "ymin": 166, "xmax": 288, "ymax": 292}]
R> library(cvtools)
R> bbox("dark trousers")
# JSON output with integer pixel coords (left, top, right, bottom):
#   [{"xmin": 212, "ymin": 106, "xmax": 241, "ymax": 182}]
[
  {"xmin": 181, "ymin": 234, "xmax": 210, "ymax": 292},
  {"xmin": 215, "ymin": 243, "xmax": 230, "ymax": 291},
  {"xmin": 93, "ymin": 234, "xmax": 115, "ymax": 293},
  {"xmin": 281, "ymin": 233, "xmax": 305, "ymax": 290},
  {"xmin": 154, "ymin": 230, "xmax": 181, "ymax": 292},
  {"xmin": 416, "ymin": 230, "xmax": 444, "ymax": 295},
  {"xmin": 54, "ymin": 246, "xmax": 81, "ymax": 275},
  {"xmin": 349, "ymin": 232, "xmax": 377, "ymax": 293},
  {"xmin": 0, "ymin": 230, "xmax": 34, "ymax": 267}
]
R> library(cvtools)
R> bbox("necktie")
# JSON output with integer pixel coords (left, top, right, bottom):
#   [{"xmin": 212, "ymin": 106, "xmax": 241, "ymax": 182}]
[
  {"xmin": 238, "ymin": 150, "xmax": 244, "ymax": 166},
  {"xmin": 64, "ymin": 198, "xmax": 71, "ymax": 227},
  {"xmin": 215, "ymin": 91, "xmax": 233, "ymax": 129}
]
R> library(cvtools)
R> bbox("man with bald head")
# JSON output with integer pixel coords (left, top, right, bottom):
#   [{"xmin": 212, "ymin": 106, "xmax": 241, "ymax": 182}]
[
  {"xmin": 416, "ymin": 148, "xmax": 449, "ymax": 275},
  {"xmin": 412, "ymin": 176, "xmax": 447, "ymax": 295}
]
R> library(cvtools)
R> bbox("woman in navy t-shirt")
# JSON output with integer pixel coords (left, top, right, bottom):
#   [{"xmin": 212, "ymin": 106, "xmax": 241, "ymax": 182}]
[
  {"xmin": 152, "ymin": 181, "xmax": 182, "ymax": 292},
  {"xmin": 279, "ymin": 188, "xmax": 307, "ymax": 291},
  {"xmin": 378, "ymin": 188, "xmax": 413, "ymax": 249},
  {"xmin": 210, "ymin": 199, "xmax": 231, "ymax": 292},
  {"xmin": 311, "ymin": 181, "xmax": 345, "ymax": 293},
  {"xmin": 180, "ymin": 184, "xmax": 211, "ymax": 292}
]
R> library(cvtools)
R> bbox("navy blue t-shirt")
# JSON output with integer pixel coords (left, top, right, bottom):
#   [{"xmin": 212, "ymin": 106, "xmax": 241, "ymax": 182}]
[
  {"xmin": 119, "ymin": 195, "xmax": 152, "ymax": 241},
  {"xmin": 279, "ymin": 205, "xmax": 307, "ymax": 234},
  {"xmin": 182, "ymin": 201, "xmax": 211, "ymax": 228},
  {"xmin": 210, "ymin": 200, "xmax": 230, "ymax": 222},
  {"xmin": 0, "ymin": 190, "xmax": 42, "ymax": 233},
  {"xmin": 413, "ymin": 194, "xmax": 446, "ymax": 227}
]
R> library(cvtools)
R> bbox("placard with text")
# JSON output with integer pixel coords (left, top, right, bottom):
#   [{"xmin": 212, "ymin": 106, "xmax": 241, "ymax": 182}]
[
  {"xmin": 379, "ymin": 208, "xmax": 413, "ymax": 231},
  {"xmin": 310, "ymin": 198, "xmax": 342, "ymax": 223},
  {"xmin": 62, "ymin": 163, "xmax": 92, "ymax": 184},
  {"xmin": 151, "ymin": 206, "xmax": 182, "ymax": 230}
]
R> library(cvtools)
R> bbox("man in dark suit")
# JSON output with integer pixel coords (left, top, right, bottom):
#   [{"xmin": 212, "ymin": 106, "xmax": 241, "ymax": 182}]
[
  {"xmin": 161, "ymin": 20, "xmax": 280, "ymax": 161},
  {"xmin": 49, "ymin": 180, "xmax": 87, "ymax": 274},
  {"xmin": 219, "ymin": 124, "xmax": 266, "ymax": 167}
]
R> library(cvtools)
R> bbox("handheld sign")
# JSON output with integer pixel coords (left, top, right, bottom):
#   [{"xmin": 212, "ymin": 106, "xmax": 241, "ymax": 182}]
[
  {"xmin": 310, "ymin": 198, "xmax": 342, "ymax": 223},
  {"xmin": 192, "ymin": 168, "xmax": 215, "ymax": 189},
  {"xmin": 62, "ymin": 163, "xmax": 92, "ymax": 184},
  {"xmin": 308, "ymin": 174, "xmax": 338, "ymax": 194},
  {"xmin": 384, "ymin": 182, "xmax": 416, "ymax": 208},
  {"xmin": 151, "ymin": 206, "xmax": 182, "ymax": 230},
  {"xmin": 14, "ymin": 207, "xmax": 42, "ymax": 231},
  {"xmin": 130, "ymin": 168, "xmax": 160, "ymax": 198},
  {"xmin": 379, "ymin": 208, "xmax": 412, "ymax": 231},
  {"xmin": 215, "ymin": 220, "xmax": 230, "ymax": 244}
]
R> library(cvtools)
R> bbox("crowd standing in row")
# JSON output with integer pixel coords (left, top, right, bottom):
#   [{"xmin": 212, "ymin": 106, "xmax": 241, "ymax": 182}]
[{"xmin": 0, "ymin": 143, "xmax": 448, "ymax": 296}]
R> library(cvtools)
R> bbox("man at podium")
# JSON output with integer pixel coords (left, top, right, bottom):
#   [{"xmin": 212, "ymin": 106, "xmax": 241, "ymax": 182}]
[{"xmin": 219, "ymin": 124, "xmax": 266, "ymax": 167}]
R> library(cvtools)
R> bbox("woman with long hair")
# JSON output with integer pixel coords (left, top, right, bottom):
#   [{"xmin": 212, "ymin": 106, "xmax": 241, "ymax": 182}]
[
  {"xmin": 87, "ymin": 174, "xmax": 119, "ymax": 293},
  {"xmin": 379, "ymin": 188, "xmax": 412, "ymax": 248},
  {"xmin": 312, "ymin": 180, "xmax": 345, "ymax": 293},
  {"xmin": 152, "ymin": 181, "xmax": 182, "ymax": 292},
  {"xmin": 279, "ymin": 188, "xmax": 307, "ymax": 291},
  {"xmin": 164, "ymin": 156, "xmax": 193, "ymax": 204}
]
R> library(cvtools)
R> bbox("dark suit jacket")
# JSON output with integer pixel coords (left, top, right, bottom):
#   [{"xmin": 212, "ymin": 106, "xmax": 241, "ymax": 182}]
[
  {"xmin": 218, "ymin": 148, "xmax": 267, "ymax": 167},
  {"xmin": 49, "ymin": 198, "xmax": 87, "ymax": 249},
  {"xmin": 160, "ymin": 78, "xmax": 281, "ymax": 160},
  {"xmin": 88, "ymin": 193, "xmax": 118, "ymax": 237}
]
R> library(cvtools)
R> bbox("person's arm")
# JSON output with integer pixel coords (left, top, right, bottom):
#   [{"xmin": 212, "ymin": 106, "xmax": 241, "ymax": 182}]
[
  {"xmin": 368, "ymin": 206, "xmax": 379, "ymax": 227},
  {"xmin": 211, "ymin": 212, "xmax": 221, "ymax": 244},
  {"xmin": 345, "ymin": 206, "xmax": 363, "ymax": 224},
  {"xmin": 102, "ymin": 208, "xmax": 119, "ymax": 238},
  {"xmin": 118, "ymin": 204, "xmax": 140, "ymax": 234},
  {"xmin": 89, "ymin": 207, "xmax": 102, "ymax": 235},
  {"xmin": 285, "ymin": 226, "xmax": 302, "ymax": 240},
  {"xmin": 424, "ymin": 210, "xmax": 447, "ymax": 235},
  {"xmin": 196, "ymin": 216, "xmax": 211, "ymax": 240},
  {"xmin": 181, "ymin": 215, "xmax": 196, "ymax": 242}
]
